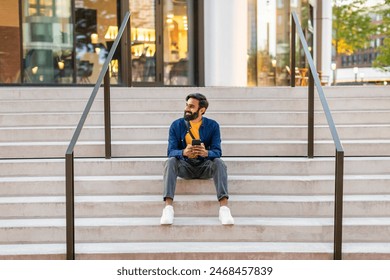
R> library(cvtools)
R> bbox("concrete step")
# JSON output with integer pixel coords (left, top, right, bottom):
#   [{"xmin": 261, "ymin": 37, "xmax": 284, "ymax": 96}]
[
  {"xmin": 1, "ymin": 217, "xmax": 390, "ymax": 244},
  {"xmin": 0, "ymin": 241, "xmax": 331, "ymax": 260},
  {"xmin": 3, "ymin": 97, "xmax": 390, "ymax": 113},
  {"xmin": 72, "ymin": 241, "xmax": 390, "ymax": 260},
  {"xmin": 1, "ymin": 110, "xmax": 390, "ymax": 127},
  {"xmin": 0, "ymin": 99, "xmax": 310, "ymax": 113},
  {"xmin": 2, "ymin": 124, "xmax": 390, "ymax": 142},
  {"xmin": 1, "ymin": 139, "xmax": 390, "ymax": 158},
  {"xmin": 2, "ymin": 174, "xmax": 390, "ymax": 197},
  {"xmin": 1, "ymin": 241, "xmax": 389, "ymax": 260},
  {"xmin": 1, "ymin": 194, "xmax": 390, "ymax": 218},
  {"xmin": 0, "ymin": 86, "xmax": 388, "ymax": 100},
  {"xmin": 1, "ymin": 157, "xmax": 390, "ymax": 177},
  {"xmin": 0, "ymin": 86, "xmax": 306, "ymax": 100}
]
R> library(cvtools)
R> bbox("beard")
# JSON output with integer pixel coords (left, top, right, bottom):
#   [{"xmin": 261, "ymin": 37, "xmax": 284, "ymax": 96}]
[{"xmin": 184, "ymin": 109, "xmax": 200, "ymax": 121}]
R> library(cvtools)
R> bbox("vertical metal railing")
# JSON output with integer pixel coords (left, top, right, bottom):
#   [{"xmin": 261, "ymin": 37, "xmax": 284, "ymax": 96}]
[
  {"xmin": 291, "ymin": 12, "xmax": 345, "ymax": 260},
  {"xmin": 65, "ymin": 12, "xmax": 130, "ymax": 260}
]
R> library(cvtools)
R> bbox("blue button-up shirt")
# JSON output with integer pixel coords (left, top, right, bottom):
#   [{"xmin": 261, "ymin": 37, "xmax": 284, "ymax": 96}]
[{"xmin": 167, "ymin": 117, "xmax": 222, "ymax": 160}]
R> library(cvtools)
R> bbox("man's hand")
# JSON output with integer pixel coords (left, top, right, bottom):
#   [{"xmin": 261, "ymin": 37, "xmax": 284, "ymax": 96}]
[
  {"xmin": 183, "ymin": 143, "xmax": 208, "ymax": 158},
  {"xmin": 192, "ymin": 143, "xmax": 208, "ymax": 157},
  {"xmin": 183, "ymin": 144, "xmax": 194, "ymax": 158}
]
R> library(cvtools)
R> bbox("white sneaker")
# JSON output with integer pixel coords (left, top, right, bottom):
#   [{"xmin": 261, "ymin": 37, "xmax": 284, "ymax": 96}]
[
  {"xmin": 160, "ymin": 205, "xmax": 174, "ymax": 225},
  {"xmin": 219, "ymin": 206, "xmax": 234, "ymax": 225}
]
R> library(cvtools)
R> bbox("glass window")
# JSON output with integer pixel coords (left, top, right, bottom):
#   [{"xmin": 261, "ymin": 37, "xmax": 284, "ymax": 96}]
[
  {"xmin": 75, "ymin": 0, "xmax": 118, "ymax": 85},
  {"xmin": 250, "ymin": 0, "xmax": 275, "ymax": 86},
  {"xmin": 28, "ymin": 0, "xmax": 54, "ymax": 17},
  {"xmin": 163, "ymin": 0, "xmax": 195, "ymax": 86},
  {"xmin": 22, "ymin": 0, "xmax": 73, "ymax": 84},
  {"xmin": 130, "ymin": 0, "xmax": 156, "ymax": 83},
  {"xmin": 341, "ymin": 56, "xmax": 346, "ymax": 67},
  {"xmin": 249, "ymin": 0, "xmax": 309, "ymax": 87},
  {"xmin": 0, "ymin": 1, "xmax": 21, "ymax": 83}
]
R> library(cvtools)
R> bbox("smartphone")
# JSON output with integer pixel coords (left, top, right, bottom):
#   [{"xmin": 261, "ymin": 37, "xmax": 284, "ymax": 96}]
[{"xmin": 192, "ymin": 139, "xmax": 202, "ymax": 146}]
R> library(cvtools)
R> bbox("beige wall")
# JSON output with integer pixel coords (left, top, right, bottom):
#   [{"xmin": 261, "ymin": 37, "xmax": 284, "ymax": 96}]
[{"xmin": 0, "ymin": 0, "xmax": 19, "ymax": 27}]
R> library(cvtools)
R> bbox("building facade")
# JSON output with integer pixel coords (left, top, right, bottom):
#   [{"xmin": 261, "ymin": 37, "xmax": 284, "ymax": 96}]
[{"xmin": 0, "ymin": 0, "xmax": 332, "ymax": 87}]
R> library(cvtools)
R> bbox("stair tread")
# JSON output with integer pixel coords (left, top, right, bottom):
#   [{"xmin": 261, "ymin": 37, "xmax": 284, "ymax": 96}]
[
  {"xmin": 1, "ymin": 156, "xmax": 389, "ymax": 162},
  {"xmin": 68, "ymin": 242, "xmax": 390, "ymax": 254},
  {"xmin": 4, "ymin": 217, "xmax": 390, "ymax": 227},
  {"xmin": 3, "ymin": 139, "xmax": 390, "ymax": 145},
  {"xmin": 2, "ymin": 174, "xmax": 390, "ymax": 182},
  {"xmin": 0, "ymin": 242, "xmax": 333, "ymax": 255},
  {"xmin": 2, "ymin": 241, "xmax": 390, "ymax": 256},
  {"xmin": 1, "ymin": 194, "xmax": 390, "ymax": 203},
  {"xmin": 2, "ymin": 124, "xmax": 390, "ymax": 129},
  {"xmin": 3, "ymin": 242, "xmax": 390, "ymax": 255}
]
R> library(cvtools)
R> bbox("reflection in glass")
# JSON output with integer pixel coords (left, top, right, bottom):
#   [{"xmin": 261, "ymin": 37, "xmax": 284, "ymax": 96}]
[
  {"xmin": 0, "ymin": 1, "xmax": 21, "ymax": 83},
  {"xmin": 75, "ymin": 0, "xmax": 118, "ymax": 84},
  {"xmin": 247, "ymin": 0, "xmax": 258, "ymax": 86},
  {"xmin": 247, "ymin": 0, "xmax": 308, "ymax": 87},
  {"xmin": 22, "ymin": 0, "xmax": 73, "ymax": 84},
  {"xmin": 163, "ymin": 0, "xmax": 194, "ymax": 85},
  {"xmin": 130, "ymin": 0, "xmax": 156, "ymax": 82},
  {"xmin": 28, "ymin": 0, "xmax": 54, "ymax": 17}
]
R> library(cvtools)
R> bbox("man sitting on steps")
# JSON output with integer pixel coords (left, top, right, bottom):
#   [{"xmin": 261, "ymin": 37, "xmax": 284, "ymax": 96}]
[{"xmin": 160, "ymin": 93, "xmax": 234, "ymax": 225}]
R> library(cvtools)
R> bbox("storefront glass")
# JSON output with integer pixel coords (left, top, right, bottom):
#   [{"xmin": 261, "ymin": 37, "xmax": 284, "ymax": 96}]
[
  {"xmin": 163, "ymin": 0, "xmax": 195, "ymax": 86},
  {"xmin": 247, "ymin": 0, "xmax": 310, "ymax": 87},
  {"xmin": 22, "ymin": 0, "xmax": 73, "ymax": 84},
  {"xmin": 0, "ymin": 1, "xmax": 21, "ymax": 84},
  {"xmin": 75, "ymin": 0, "xmax": 119, "ymax": 84},
  {"xmin": 20, "ymin": 0, "xmax": 120, "ymax": 85},
  {"xmin": 130, "ymin": 0, "xmax": 157, "ymax": 83},
  {"xmin": 129, "ymin": 0, "xmax": 195, "ymax": 86},
  {"xmin": 2, "ymin": 0, "xmax": 198, "ymax": 86}
]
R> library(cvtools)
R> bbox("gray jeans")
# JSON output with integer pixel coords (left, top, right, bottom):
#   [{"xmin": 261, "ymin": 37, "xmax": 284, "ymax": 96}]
[{"xmin": 163, "ymin": 157, "xmax": 229, "ymax": 201}]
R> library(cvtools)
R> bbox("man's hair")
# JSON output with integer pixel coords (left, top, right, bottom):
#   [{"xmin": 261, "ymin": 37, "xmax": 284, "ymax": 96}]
[{"xmin": 186, "ymin": 93, "xmax": 209, "ymax": 113}]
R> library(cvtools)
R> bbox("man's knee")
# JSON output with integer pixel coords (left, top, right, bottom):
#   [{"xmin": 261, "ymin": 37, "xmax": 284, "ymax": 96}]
[
  {"xmin": 213, "ymin": 158, "xmax": 227, "ymax": 170},
  {"xmin": 164, "ymin": 157, "xmax": 179, "ymax": 173},
  {"xmin": 165, "ymin": 157, "xmax": 178, "ymax": 167}
]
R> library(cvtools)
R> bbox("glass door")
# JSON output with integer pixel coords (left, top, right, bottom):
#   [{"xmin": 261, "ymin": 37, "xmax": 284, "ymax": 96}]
[
  {"xmin": 130, "ymin": 0, "xmax": 158, "ymax": 84},
  {"xmin": 129, "ymin": 0, "xmax": 196, "ymax": 86},
  {"xmin": 163, "ymin": 0, "xmax": 194, "ymax": 86},
  {"xmin": 75, "ymin": 0, "xmax": 119, "ymax": 84},
  {"xmin": 21, "ymin": 0, "xmax": 73, "ymax": 84}
]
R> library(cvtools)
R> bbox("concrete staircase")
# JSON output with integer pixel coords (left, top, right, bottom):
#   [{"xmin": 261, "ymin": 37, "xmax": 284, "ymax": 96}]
[{"xmin": 1, "ymin": 86, "xmax": 390, "ymax": 259}]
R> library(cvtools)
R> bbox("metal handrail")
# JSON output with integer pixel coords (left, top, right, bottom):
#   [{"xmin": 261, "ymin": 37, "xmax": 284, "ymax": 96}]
[
  {"xmin": 65, "ymin": 11, "xmax": 131, "ymax": 260},
  {"xmin": 291, "ymin": 12, "xmax": 345, "ymax": 260}
]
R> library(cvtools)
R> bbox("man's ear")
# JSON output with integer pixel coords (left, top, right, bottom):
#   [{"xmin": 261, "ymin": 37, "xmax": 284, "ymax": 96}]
[{"xmin": 200, "ymin": 108, "xmax": 206, "ymax": 115}]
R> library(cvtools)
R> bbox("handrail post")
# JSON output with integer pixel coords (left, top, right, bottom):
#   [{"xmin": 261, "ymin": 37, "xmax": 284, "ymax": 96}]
[
  {"xmin": 291, "ymin": 14, "xmax": 296, "ymax": 87},
  {"xmin": 334, "ymin": 150, "xmax": 344, "ymax": 260},
  {"xmin": 65, "ymin": 152, "xmax": 75, "ymax": 260},
  {"xmin": 308, "ymin": 69, "xmax": 314, "ymax": 158},
  {"xmin": 104, "ymin": 70, "xmax": 112, "ymax": 159}
]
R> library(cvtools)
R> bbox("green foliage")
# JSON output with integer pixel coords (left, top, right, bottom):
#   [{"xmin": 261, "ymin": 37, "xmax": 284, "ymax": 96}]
[
  {"xmin": 373, "ymin": 0, "xmax": 390, "ymax": 71},
  {"xmin": 332, "ymin": 0, "xmax": 375, "ymax": 57}
]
